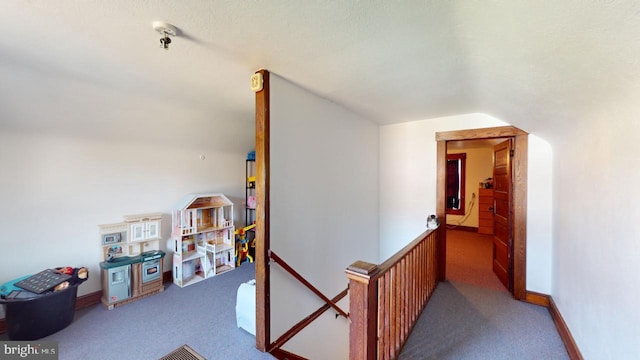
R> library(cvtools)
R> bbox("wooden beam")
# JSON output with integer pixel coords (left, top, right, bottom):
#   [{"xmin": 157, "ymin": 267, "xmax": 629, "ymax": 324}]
[
  {"xmin": 436, "ymin": 140, "xmax": 447, "ymax": 281},
  {"xmin": 435, "ymin": 126, "xmax": 528, "ymax": 141},
  {"xmin": 512, "ymin": 134, "xmax": 528, "ymax": 300},
  {"xmin": 345, "ymin": 261, "xmax": 380, "ymax": 360},
  {"xmin": 255, "ymin": 69, "xmax": 271, "ymax": 352},
  {"xmin": 270, "ymin": 348, "xmax": 310, "ymax": 360}
]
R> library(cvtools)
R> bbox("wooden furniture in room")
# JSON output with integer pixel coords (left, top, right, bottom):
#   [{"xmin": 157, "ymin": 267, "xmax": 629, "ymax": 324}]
[{"xmin": 478, "ymin": 188, "xmax": 494, "ymax": 235}]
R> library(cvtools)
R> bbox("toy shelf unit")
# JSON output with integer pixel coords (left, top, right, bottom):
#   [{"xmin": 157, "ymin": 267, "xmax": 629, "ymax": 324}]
[
  {"xmin": 246, "ymin": 157, "xmax": 256, "ymax": 228},
  {"xmin": 98, "ymin": 213, "xmax": 166, "ymax": 309},
  {"xmin": 245, "ymin": 152, "xmax": 257, "ymax": 254},
  {"xmin": 171, "ymin": 193, "xmax": 236, "ymax": 288}
]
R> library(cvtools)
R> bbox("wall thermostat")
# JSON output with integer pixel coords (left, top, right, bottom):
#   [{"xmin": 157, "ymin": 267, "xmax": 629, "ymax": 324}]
[{"xmin": 251, "ymin": 73, "xmax": 263, "ymax": 92}]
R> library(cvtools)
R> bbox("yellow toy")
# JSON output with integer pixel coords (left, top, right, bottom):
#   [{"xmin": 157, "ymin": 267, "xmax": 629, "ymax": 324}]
[
  {"xmin": 235, "ymin": 223, "xmax": 256, "ymax": 266},
  {"xmin": 247, "ymin": 176, "xmax": 256, "ymax": 188}
]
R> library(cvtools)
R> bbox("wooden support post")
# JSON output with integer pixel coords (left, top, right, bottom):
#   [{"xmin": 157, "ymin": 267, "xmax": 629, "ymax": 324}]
[
  {"xmin": 345, "ymin": 261, "xmax": 380, "ymax": 360},
  {"xmin": 255, "ymin": 69, "xmax": 271, "ymax": 352},
  {"xmin": 436, "ymin": 140, "xmax": 447, "ymax": 281}
]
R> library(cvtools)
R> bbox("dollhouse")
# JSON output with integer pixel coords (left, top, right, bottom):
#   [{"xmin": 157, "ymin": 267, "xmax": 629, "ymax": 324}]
[{"xmin": 171, "ymin": 193, "xmax": 236, "ymax": 287}]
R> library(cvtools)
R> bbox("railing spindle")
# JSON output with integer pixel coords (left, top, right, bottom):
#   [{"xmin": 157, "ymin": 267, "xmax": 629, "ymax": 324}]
[{"xmin": 346, "ymin": 229, "xmax": 439, "ymax": 360}]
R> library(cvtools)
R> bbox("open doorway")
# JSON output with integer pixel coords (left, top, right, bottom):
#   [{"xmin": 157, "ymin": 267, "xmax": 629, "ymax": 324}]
[
  {"xmin": 435, "ymin": 126, "xmax": 528, "ymax": 300},
  {"xmin": 444, "ymin": 138, "xmax": 509, "ymax": 292}
]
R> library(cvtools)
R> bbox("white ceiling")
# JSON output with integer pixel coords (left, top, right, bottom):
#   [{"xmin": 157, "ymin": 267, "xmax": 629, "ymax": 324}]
[{"xmin": 2, "ymin": 1, "xmax": 639, "ymax": 148}]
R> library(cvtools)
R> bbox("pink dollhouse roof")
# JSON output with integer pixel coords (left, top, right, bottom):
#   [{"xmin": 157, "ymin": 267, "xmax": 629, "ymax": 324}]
[{"xmin": 174, "ymin": 193, "xmax": 233, "ymax": 211}]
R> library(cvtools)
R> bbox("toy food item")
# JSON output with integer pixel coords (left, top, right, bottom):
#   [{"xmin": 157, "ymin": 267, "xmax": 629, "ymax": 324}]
[
  {"xmin": 54, "ymin": 281, "xmax": 69, "ymax": 291},
  {"xmin": 57, "ymin": 267, "xmax": 74, "ymax": 275},
  {"xmin": 76, "ymin": 267, "xmax": 88, "ymax": 280}
]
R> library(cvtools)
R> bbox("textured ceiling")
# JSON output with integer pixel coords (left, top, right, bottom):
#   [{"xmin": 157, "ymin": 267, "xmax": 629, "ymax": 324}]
[{"xmin": 1, "ymin": 1, "xmax": 639, "ymax": 147}]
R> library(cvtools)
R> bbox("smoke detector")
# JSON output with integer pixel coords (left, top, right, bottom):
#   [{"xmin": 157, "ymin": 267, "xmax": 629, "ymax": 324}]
[{"xmin": 152, "ymin": 21, "xmax": 178, "ymax": 50}]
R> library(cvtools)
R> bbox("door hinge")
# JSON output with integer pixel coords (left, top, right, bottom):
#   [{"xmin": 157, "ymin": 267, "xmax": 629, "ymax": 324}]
[{"xmin": 510, "ymin": 149, "xmax": 515, "ymax": 157}]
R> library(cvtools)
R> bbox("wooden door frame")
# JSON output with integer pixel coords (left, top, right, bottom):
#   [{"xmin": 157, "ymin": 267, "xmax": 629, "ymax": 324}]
[{"xmin": 436, "ymin": 126, "xmax": 528, "ymax": 300}]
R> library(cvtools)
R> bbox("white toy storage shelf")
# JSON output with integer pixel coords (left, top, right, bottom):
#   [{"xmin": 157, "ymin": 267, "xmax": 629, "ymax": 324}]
[
  {"xmin": 99, "ymin": 213, "xmax": 163, "ymax": 260},
  {"xmin": 171, "ymin": 193, "xmax": 236, "ymax": 288}
]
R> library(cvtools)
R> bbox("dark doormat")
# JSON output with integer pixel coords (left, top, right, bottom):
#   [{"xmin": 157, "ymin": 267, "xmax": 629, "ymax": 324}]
[{"xmin": 159, "ymin": 344, "xmax": 206, "ymax": 360}]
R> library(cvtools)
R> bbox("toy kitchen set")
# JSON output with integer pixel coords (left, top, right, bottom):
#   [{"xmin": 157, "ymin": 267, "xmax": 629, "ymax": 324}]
[{"xmin": 99, "ymin": 213, "xmax": 166, "ymax": 309}]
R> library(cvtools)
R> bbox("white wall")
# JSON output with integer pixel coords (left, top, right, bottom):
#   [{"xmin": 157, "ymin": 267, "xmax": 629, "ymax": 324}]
[
  {"xmin": 269, "ymin": 74, "xmax": 379, "ymax": 359},
  {"xmin": 379, "ymin": 113, "xmax": 505, "ymax": 258},
  {"xmin": 552, "ymin": 115, "xmax": 640, "ymax": 358},
  {"xmin": 0, "ymin": 129, "xmax": 251, "ymax": 317},
  {"xmin": 379, "ymin": 113, "xmax": 553, "ymax": 294},
  {"xmin": 525, "ymin": 134, "xmax": 552, "ymax": 293}
]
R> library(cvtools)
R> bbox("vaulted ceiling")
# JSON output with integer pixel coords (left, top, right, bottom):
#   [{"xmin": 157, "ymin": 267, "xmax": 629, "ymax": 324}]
[{"xmin": 2, "ymin": 1, "xmax": 639, "ymax": 148}]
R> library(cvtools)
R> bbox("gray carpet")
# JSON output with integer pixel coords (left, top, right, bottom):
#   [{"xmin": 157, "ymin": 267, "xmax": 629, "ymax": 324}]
[
  {"xmin": 2, "ymin": 265, "xmax": 569, "ymax": 359},
  {"xmin": 398, "ymin": 281, "xmax": 569, "ymax": 360},
  {"xmin": 0, "ymin": 263, "xmax": 274, "ymax": 360}
]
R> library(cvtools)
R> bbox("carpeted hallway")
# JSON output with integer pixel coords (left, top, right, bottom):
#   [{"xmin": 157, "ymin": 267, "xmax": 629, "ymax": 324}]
[{"xmin": 398, "ymin": 230, "xmax": 569, "ymax": 359}]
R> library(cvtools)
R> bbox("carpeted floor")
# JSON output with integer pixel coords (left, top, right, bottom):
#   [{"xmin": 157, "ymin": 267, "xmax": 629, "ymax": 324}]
[
  {"xmin": 445, "ymin": 229, "xmax": 507, "ymax": 292},
  {"xmin": 2, "ymin": 231, "xmax": 566, "ymax": 359},
  {"xmin": 398, "ymin": 281, "xmax": 569, "ymax": 360},
  {"xmin": 1, "ymin": 263, "xmax": 274, "ymax": 360}
]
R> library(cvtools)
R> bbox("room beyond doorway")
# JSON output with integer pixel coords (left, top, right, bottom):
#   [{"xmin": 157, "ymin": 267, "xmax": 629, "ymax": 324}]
[{"xmin": 446, "ymin": 229, "xmax": 508, "ymax": 292}]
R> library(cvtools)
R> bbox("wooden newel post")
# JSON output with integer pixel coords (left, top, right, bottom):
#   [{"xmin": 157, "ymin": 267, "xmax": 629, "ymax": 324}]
[{"xmin": 346, "ymin": 260, "xmax": 380, "ymax": 360}]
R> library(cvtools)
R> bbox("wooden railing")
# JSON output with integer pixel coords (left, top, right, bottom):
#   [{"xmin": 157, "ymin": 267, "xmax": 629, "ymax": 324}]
[
  {"xmin": 345, "ymin": 229, "xmax": 440, "ymax": 360},
  {"xmin": 268, "ymin": 250, "xmax": 349, "ymax": 357}
]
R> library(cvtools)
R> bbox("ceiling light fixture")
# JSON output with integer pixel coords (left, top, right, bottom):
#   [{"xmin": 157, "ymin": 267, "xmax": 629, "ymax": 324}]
[{"xmin": 152, "ymin": 21, "xmax": 178, "ymax": 50}]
